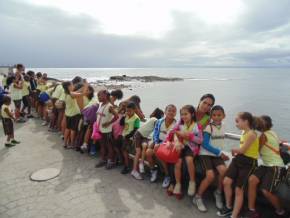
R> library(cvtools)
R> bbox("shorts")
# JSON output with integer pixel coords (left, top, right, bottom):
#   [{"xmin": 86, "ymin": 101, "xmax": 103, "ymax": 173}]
[
  {"xmin": 122, "ymin": 137, "xmax": 133, "ymax": 152},
  {"xmin": 225, "ymin": 154, "xmax": 257, "ymax": 188},
  {"xmin": 2, "ymin": 118, "xmax": 14, "ymax": 135},
  {"xmin": 180, "ymin": 146, "xmax": 194, "ymax": 158},
  {"xmin": 253, "ymin": 166, "xmax": 286, "ymax": 193},
  {"xmin": 100, "ymin": 132, "xmax": 113, "ymax": 146},
  {"xmin": 66, "ymin": 114, "xmax": 81, "ymax": 131},
  {"xmin": 113, "ymin": 135, "xmax": 123, "ymax": 149},
  {"xmin": 133, "ymin": 131, "xmax": 149, "ymax": 148},
  {"xmin": 200, "ymin": 155, "xmax": 225, "ymax": 171},
  {"xmin": 13, "ymin": 100, "xmax": 22, "ymax": 109},
  {"xmin": 22, "ymin": 95, "xmax": 31, "ymax": 107}
]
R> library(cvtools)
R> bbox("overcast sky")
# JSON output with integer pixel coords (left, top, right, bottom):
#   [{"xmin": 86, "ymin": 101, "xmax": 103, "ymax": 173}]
[{"xmin": 1, "ymin": 0, "xmax": 290, "ymax": 67}]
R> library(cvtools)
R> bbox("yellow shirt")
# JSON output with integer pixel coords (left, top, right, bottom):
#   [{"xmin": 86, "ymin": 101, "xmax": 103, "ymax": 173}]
[
  {"xmin": 64, "ymin": 94, "xmax": 80, "ymax": 117},
  {"xmin": 37, "ymin": 83, "xmax": 48, "ymax": 92},
  {"xmin": 51, "ymin": 84, "xmax": 64, "ymax": 99},
  {"xmin": 1, "ymin": 104, "xmax": 11, "ymax": 119},
  {"xmin": 22, "ymin": 81, "xmax": 30, "ymax": 96},
  {"xmin": 240, "ymin": 130, "xmax": 259, "ymax": 159}
]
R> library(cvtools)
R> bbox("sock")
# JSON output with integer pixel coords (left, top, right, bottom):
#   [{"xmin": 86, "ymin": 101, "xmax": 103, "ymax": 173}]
[
  {"xmin": 276, "ymin": 209, "xmax": 285, "ymax": 215},
  {"xmin": 249, "ymin": 208, "xmax": 255, "ymax": 212}
]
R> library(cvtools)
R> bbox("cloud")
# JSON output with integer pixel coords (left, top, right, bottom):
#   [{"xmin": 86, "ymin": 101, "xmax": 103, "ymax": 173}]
[{"xmin": 0, "ymin": 0, "xmax": 290, "ymax": 67}]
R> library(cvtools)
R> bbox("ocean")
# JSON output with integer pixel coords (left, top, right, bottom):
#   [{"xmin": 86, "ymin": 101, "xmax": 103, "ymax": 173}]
[{"xmin": 29, "ymin": 67, "xmax": 290, "ymax": 141}]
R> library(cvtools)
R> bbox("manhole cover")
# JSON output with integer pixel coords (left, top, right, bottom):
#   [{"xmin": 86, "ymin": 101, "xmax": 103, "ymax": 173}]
[{"xmin": 30, "ymin": 168, "xmax": 60, "ymax": 181}]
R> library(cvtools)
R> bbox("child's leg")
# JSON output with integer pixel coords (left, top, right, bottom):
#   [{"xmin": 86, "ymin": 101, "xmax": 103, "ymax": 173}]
[
  {"xmin": 261, "ymin": 189, "xmax": 283, "ymax": 211},
  {"xmin": 69, "ymin": 130, "xmax": 76, "ymax": 146},
  {"xmin": 248, "ymin": 175, "xmax": 260, "ymax": 210},
  {"xmin": 197, "ymin": 170, "xmax": 215, "ymax": 196},
  {"xmin": 64, "ymin": 128, "xmax": 70, "ymax": 146},
  {"xmin": 61, "ymin": 116, "xmax": 66, "ymax": 135},
  {"xmin": 122, "ymin": 149, "xmax": 129, "ymax": 167},
  {"xmin": 216, "ymin": 164, "xmax": 227, "ymax": 192},
  {"xmin": 141, "ymin": 144, "xmax": 147, "ymax": 161},
  {"xmin": 232, "ymin": 187, "xmax": 244, "ymax": 218},
  {"xmin": 107, "ymin": 135, "xmax": 114, "ymax": 162},
  {"xmin": 84, "ymin": 126, "xmax": 92, "ymax": 145},
  {"xmin": 185, "ymin": 156, "xmax": 195, "ymax": 182},
  {"xmin": 145, "ymin": 148, "xmax": 155, "ymax": 169},
  {"xmin": 174, "ymin": 159, "xmax": 182, "ymax": 184},
  {"xmin": 223, "ymin": 177, "xmax": 234, "ymax": 209},
  {"xmin": 161, "ymin": 160, "xmax": 169, "ymax": 176},
  {"xmin": 133, "ymin": 147, "xmax": 142, "ymax": 171}
]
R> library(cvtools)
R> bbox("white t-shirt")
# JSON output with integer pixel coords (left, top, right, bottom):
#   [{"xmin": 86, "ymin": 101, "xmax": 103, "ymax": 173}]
[
  {"xmin": 138, "ymin": 117, "xmax": 157, "ymax": 138},
  {"xmin": 10, "ymin": 82, "xmax": 23, "ymax": 101}
]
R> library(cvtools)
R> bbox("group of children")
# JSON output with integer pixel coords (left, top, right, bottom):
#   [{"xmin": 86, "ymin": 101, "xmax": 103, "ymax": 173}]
[{"xmin": 0, "ymin": 65, "xmax": 289, "ymax": 218}]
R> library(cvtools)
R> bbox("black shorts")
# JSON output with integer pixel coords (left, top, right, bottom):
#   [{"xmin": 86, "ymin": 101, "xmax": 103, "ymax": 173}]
[
  {"xmin": 2, "ymin": 118, "xmax": 14, "ymax": 135},
  {"xmin": 133, "ymin": 131, "xmax": 149, "ymax": 148},
  {"xmin": 253, "ymin": 166, "xmax": 285, "ymax": 193},
  {"xmin": 113, "ymin": 135, "xmax": 123, "ymax": 149},
  {"xmin": 225, "ymin": 155, "xmax": 257, "ymax": 188},
  {"xmin": 180, "ymin": 146, "xmax": 194, "ymax": 158},
  {"xmin": 200, "ymin": 155, "xmax": 225, "ymax": 171},
  {"xmin": 13, "ymin": 100, "xmax": 22, "ymax": 109},
  {"xmin": 122, "ymin": 137, "xmax": 133, "ymax": 152},
  {"xmin": 22, "ymin": 95, "xmax": 31, "ymax": 107},
  {"xmin": 66, "ymin": 114, "xmax": 81, "ymax": 131},
  {"xmin": 100, "ymin": 132, "xmax": 113, "ymax": 146}
]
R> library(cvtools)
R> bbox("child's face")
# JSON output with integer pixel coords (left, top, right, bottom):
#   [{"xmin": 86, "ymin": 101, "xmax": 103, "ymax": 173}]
[
  {"xmin": 180, "ymin": 109, "xmax": 192, "ymax": 124},
  {"xmin": 198, "ymin": 98, "xmax": 213, "ymax": 113},
  {"xmin": 235, "ymin": 116, "xmax": 248, "ymax": 130},
  {"xmin": 126, "ymin": 108, "xmax": 135, "ymax": 117},
  {"xmin": 68, "ymin": 84, "xmax": 74, "ymax": 92},
  {"xmin": 165, "ymin": 106, "xmax": 176, "ymax": 120},
  {"xmin": 98, "ymin": 92, "xmax": 105, "ymax": 102},
  {"xmin": 211, "ymin": 110, "xmax": 225, "ymax": 124}
]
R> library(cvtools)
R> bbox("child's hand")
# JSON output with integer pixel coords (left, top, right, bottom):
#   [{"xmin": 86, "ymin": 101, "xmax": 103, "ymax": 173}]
[
  {"xmin": 231, "ymin": 148, "xmax": 240, "ymax": 156},
  {"xmin": 221, "ymin": 153, "xmax": 230, "ymax": 161}
]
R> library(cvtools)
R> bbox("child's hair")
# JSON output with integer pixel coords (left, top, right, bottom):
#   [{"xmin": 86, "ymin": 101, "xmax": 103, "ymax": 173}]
[
  {"xmin": 36, "ymin": 72, "xmax": 42, "ymax": 79},
  {"xmin": 260, "ymin": 115, "xmax": 273, "ymax": 131},
  {"xmin": 3, "ymin": 96, "xmax": 11, "ymax": 105},
  {"xmin": 118, "ymin": 102, "xmax": 127, "ymax": 114},
  {"xmin": 211, "ymin": 105, "xmax": 225, "ymax": 115},
  {"xmin": 98, "ymin": 89, "xmax": 110, "ymax": 100},
  {"xmin": 111, "ymin": 89, "xmax": 123, "ymax": 100},
  {"xmin": 42, "ymin": 73, "xmax": 48, "ymax": 81},
  {"xmin": 165, "ymin": 104, "xmax": 177, "ymax": 111},
  {"xmin": 16, "ymin": 64, "xmax": 24, "ymax": 70},
  {"xmin": 72, "ymin": 76, "xmax": 83, "ymax": 85},
  {"xmin": 150, "ymin": 108, "xmax": 164, "ymax": 119},
  {"xmin": 62, "ymin": 81, "xmax": 72, "ymax": 95},
  {"xmin": 24, "ymin": 75, "xmax": 30, "ymax": 82},
  {"xmin": 238, "ymin": 112, "xmax": 259, "ymax": 129},
  {"xmin": 127, "ymin": 101, "xmax": 137, "ymax": 110},
  {"xmin": 26, "ymin": 71, "xmax": 35, "ymax": 77},
  {"xmin": 180, "ymin": 105, "xmax": 197, "ymax": 124},
  {"xmin": 129, "ymin": 95, "xmax": 141, "ymax": 108},
  {"xmin": 87, "ymin": 85, "xmax": 94, "ymax": 100}
]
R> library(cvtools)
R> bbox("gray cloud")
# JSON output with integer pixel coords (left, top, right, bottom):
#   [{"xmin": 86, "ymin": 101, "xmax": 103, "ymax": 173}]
[{"xmin": 0, "ymin": 0, "xmax": 290, "ymax": 67}]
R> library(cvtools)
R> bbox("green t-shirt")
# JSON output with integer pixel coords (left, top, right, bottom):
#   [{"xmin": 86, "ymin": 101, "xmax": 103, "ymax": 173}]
[
  {"xmin": 22, "ymin": 81, "xmax": 30, "ymax": 96},
  {"xmin": 122, "ymin": 113, "xmax": 140, "ymax": 137}
]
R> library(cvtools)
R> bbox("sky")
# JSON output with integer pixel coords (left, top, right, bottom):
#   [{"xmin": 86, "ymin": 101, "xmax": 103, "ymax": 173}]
[{"xmin": 0, "ymin": 0, "xmax": 290, "ymax": 67}]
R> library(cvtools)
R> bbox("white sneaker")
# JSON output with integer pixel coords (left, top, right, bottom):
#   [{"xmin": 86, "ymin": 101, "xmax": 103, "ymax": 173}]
[
  {"xmin": 150, "ymin": 169, "xmax": 158, "ymax": 183},
  {"xmin": 139, "ymin": 161, "xmax": 145, "ymax": 173},
  {"xmin": 188, "ymin": 181, "xmax": 196, "ymax": 196},
  {"xmin": 162, "ymin": 176, "xmax": 171, "ymax": 188},
  {"xmin": 193, "ymin": 196, "xmax": 207, "ymax": 212},
  {"xmin": 81, "ymin": 144, "xmax": 88, "ymax": 151},
  {"xmin": 131, "ymin": 170, "xmax": 143, "ymax": 180},
  {"xmin": 214, "ymin": 190, "xmax": 224, "ymax": 210},
  {"xmin": 41, "ymin": 121, "xmax": 48, "ymax": 126}
]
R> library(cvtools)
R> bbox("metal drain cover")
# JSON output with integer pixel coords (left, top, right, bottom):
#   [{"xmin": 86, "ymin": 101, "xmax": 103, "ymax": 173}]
[{"xmin": 30, "ymin": 168, "xmax": 60, "ymax": 181}]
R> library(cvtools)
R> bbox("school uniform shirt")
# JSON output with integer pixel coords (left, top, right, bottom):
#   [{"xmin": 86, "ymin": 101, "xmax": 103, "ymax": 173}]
[
  {"xmin": 10, "ymin": 82, "xmax": 23, "ymax": 101},
  {"xmin": 96, "ymin": 102, "xmax": 114, "ymax": 133},
  {"xmin": 37, "ymin": 83, "xmax": 48, "ymax": 93},
  {"xmin": 1, "ymin": 104, "xmax": 11, "ymax": 118},
  {"xmin": 138, "ymin": 117, "xmax": 157, "ymax": 138},
  {"xmin": 51, "ymin": 84, "xmax": 64, "ymax": 99},
  {"xmin": 64, "ymin": 94, "xmax": 81, "ymax": 117},
  {"xmin": 153, "ymin": 118, "xmax": 176, "ymax": 144},
  {"xmin": 22, "ymin": 81, "xmax": 30, "ymax": 97},
  {"xmin": 200, "ymin": 123, "xmax": 225, "ymax": 156},
  {"xmin": 240, "ymin": 130, "xmax": 259, "ymax": 160},
  {"xmin": 122, "ymin": 113, "xmax": 140, "ymax": 137}
]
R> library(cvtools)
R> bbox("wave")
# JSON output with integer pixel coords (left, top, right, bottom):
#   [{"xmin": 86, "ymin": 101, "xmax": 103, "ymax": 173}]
[{"xmin": 186, "ymin": 78, "xmax": 231, "ymax": 81}]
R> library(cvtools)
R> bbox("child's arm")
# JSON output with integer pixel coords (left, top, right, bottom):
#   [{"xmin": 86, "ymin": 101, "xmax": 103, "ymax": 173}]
[
  {"xmin": 102, "ymin": 106, "xmax": 119, "ymax": 128},
  {"xmin": 202, "ymin": 132, "xmax": 222, "ymax": 156},
  {"xmin": 4, "ymin": 108, "xmax": 15, "ymax": 121},
  {"xmin": 176, "ymin": 124, "xmax": 203, "ymax": 144},
  {"xmin": 232, "ymin": 131, "xmax": 257, "ymax": 155},
  {"xmin": 259, "ymin": 133, "xmax": 267, "ymax": 151}
]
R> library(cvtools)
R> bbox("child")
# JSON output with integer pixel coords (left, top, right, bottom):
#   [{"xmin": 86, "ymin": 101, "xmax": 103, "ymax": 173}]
[
  {"xmin": 131, "ymin": 108, "xmax": 164, "ymax": 180},
  {"xmin": 218, "ymin": 112, "xmax": 259, "ymax": 218},
  {"xmin": 245, "ymin": 115, "xmax": 286, "ymax": 218},
  {"xmin": 10, "ymin": 71, "xmax": 24, "ymax": 122},
  {"xmin": 120, "ymin": 102, "xmax": 140, "ymax": 174},
  {"xmin": 110, "ymin": 89, "xmax": 123, "ymax": 106},
  {"xmin": 21, "ymin": 75, "xmax": 32, "ymax": 118},
  {"xmin": 1, "ymin": 96, "xmax": 20, "ymax": 147},
  {"xmin": 62, "ymin": 81, "xmax": 88, "ymax": 148},
  {"xmin": 168, "ymin": 105, "xmax": 203, "ymax": 199},
  {"xmin": 194, "ymin": 105, "xmax": 229, "ymax": 212},
  {"xmin": 146, "ymin": 104, "xmax": 177, "ymax": 186},
  {"xmin": 94, "ymin": 90, "xmax": 119, "ymax": 169}
]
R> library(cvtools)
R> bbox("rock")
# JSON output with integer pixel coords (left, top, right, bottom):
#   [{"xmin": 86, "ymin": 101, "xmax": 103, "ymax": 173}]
[{"xmin": 109, "ymin": 75, "xmax": 183, "ymax": 82}]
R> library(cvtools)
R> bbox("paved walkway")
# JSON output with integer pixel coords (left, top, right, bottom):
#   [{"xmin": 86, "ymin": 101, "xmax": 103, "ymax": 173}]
[{"xmin": 0, "ymin": 118, "xmax": 221, "ymax": 218}]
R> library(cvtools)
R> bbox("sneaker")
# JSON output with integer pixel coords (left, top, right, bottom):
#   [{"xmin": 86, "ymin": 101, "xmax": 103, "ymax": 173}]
[
  {"xmin": 193, "ymin": 195, "xmax": 207, "ymax": 212},
  {"xmin": 11, "ymin": 140, "xmax": 20, "ymax": 144},
  {"xmin": 241, "ymin": 210, "xmax": 260, "ymax": 218},
  {"xmin": 121, "ymin": 166, "xmax": 130, "ymax": 174},
  {"xmin": 106, "ymin": 160, "xmax": 116, "ymax": 170},
  {"xmin": 217, "ymin": 206, "xmax": 233, "ymax": 217},
  {"xmin": 48, "ymin": 128, "xmax": 58, "ymax": 132},
  {"xmin": 95, "ymin": 160, "xmax": 106, "ymax": 168},
  {"xmin": 80, "ymin": 144, "xmax": 88, "ymax": 151},
  {"xmin": 131, "ymin": 170, "xmax": 143, "ymax": 180},
  {"xmin": 173, "ymin": 183, "xmax": 182, "ymax": 199},
  {"xmin": 139, "ymin": 161, "xmax": 145, "ymax": 173},
  {"xmin": 27, "ymin": 114, "xmax": 34, "ymax": 118},
  {"xmin": 89, "ymin": 150, "xmax": 96, "ymax": 156},
  {"xmin": 162, "ymin": 176, "xmax": 171, "ymax": 188},
  {"xmin": 5, "ymin": 143, "xmax": 15, "ymax": 148},
  {"xmin": 41, "ymin": 121, "xmax": 48, "ymax": 126},
  {"xmin": 188, "ymin": 181, "xmax": 196, "ymax": 196},
  {"xmin": 214, "ymin": 190, "xmax": 224, "ymax": 210},
  {"xmin": 150, "ymin": 169, "xmax": 158, "ymax": 183}
]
